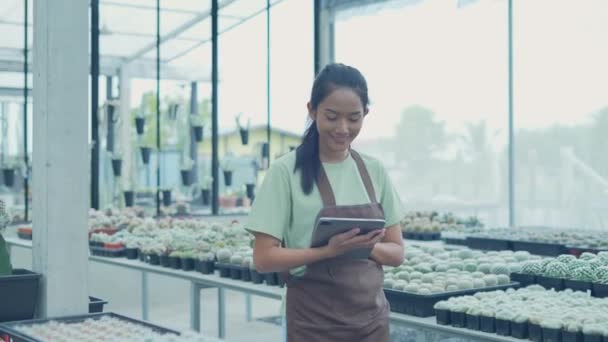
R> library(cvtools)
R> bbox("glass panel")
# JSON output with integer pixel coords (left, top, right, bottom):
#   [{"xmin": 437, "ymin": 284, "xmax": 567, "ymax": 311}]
[
  {"xmin": 334, "ymin": 0, "xmax": 509, "ymax": 227},
  {"xmin": 514, "ymin": 0, "xmax": 608, "ymax": 229}
]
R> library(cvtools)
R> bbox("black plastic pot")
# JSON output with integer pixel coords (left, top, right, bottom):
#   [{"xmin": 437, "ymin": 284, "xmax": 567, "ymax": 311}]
[
  {"xmin": 135, "ymin": 117, "xmax": 145, "ymax": 135},
  {"xmin": 200, "ymin": 260, "xmax": 215, "ymax": 274},
  {"xmin": 246, "ymin": 183, "xmax": 255, "ymax": 200},
  {"xmin": 450, "ymin": 311, "xmax": 466, "ymax": 328},
  {"xmin": 223, "ymin": 170, "xmax": 233, "ymax": 187},
  {"xmin": 465, "ymin": 314, "xmax": 480, "ymax": 331},
  {"xmin": 241, "ymin": 269, "xmax": 251, "ymax": 282},
  {"xmin": 180, "ymin": 170, "xmax": 192, "ymax": 186},
  {"xmin": 2, "ymin": 168, "xmax": 15, "ymax": 187},
  {"xmin": 250, "ymin": 270, "xmax": 264, "ymax": 284},
  {"xmin": 564, "ymin": 279, "xmax": 592, "ymax": 293},
  {"xmin": 160, "ymin": 255, "xmax": 171, "ymax": 268},
  {"xmin": 239, "ymin": 128, "xmax": 249, "ymax": 145},
  {"xmin": 480, "ymin": 316, "xmax": 496, "ymax": 333},
  {"xmin": 592, "ymin": 283, "xmax": 608, "ymax": 298},
  {"xmin": 168, "ymin": 256, "xmax": 182, "ymax": 269},
  {"xmin": 217, "ymin": 264, "xmax": 231, "ymax": 278},
  {"xmin": 435, "ymin": 309, "xmax": 450, "ymax": 325},
  {"xmin": 511, "ymin": 272, "xmax": 537, "ymax": 287},
  {"xmin": 201, "ymin": 189, "xmax": 210, "ymax": 206},
  {"xmin": 529, "ymin": 323, "xmax": 543, "ymax": 342},
  {"xmin": 138, "ymin": 251, "xmax": 146, "ymax": 262},
  {"xmin": 193, "ymin": 125, "xmax": 204, "ymax": 142},
  {"xmin": 111, "ymin": 159, "xmax": 122, "ymax": 177},
  {"xmin": 123, "ymin": 191, "xmax": 135, "ymax": 207},
  {"xmin": 496, "ymin": 319, "xmax": 511, "ymax": 336},
  {"xmin": 264, "ymin": 272, "xmax": 278, "ymax": 286},
  {"xmin": 162, "ymin": 190, "xmax": 171, "ymax": 206},
  {"xmin": 181, "ymin": 258, "xmax": 195, "ymax": 271},
  {"xmin": 562, "ymin": 331, "xmax": 582, "ymax": 342},
  {"xmin": 148, "ymin": 254, "xmax": 160, "ymax": 265},
  {"xmin": 0, "ymin": 269, "xmax": 41, "ymax": 322},
  {"xmin": 140, "ymin": 147, "xmax": 151, "ymax": 164},
  {"xmin": 125, "ymin": 248, "xmax": 138, "ymax": 260},
  {"xmin": 261, "ymin": 142, "xmax": 269, "ymax": 158},
  {"xmin": 88, "ymin": 297, "xmax": 108, "ymax": 313},
  {"xmin": 230, "ymin": 266, "xmax": 242, "ymax": 280},
  {"xmin": 511, "ymin": 321, "xmax": 528, "ymax": 339},
  {"xmin": 542, "ymin": 327, "xmax": 561, "ymax": 342},
  {"xmin": 582, "ymin": 334, "xmax": 602, "ymax": 342},
  {"xmin": 537, "ymin": 275, "xmax": 565, "ymax": 291}
]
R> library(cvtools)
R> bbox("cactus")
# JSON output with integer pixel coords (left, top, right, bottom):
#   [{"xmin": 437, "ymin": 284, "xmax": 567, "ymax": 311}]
[
  {"xmin": 573, "ymin": 266, "xmax": 597, "ymax": 282},
  {"xmin": 521, "ymin": 261, "xmax": 543, "ymax": 275},
  {"xmin": 490, "ymin": 263, "xmax": 510, "ymax": 275},
  {"xmin": 556, "ymin": 254, "xmax": 576, "ymax": 264},
  {"xmin": 544, "ymin": 262, "xmax": 569, "ymax": 279},
  {"xmin": 477, "ymin": 263, "xmax": 492, "ymax": 274},
  {"xmin": 216, "ymin": 248, "xmax": 232, "ymax": 263}
]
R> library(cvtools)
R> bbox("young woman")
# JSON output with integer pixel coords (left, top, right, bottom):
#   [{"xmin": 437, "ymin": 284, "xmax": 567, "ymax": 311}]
[{"xmin": 246, "ymin": 63, "xmax": 404, "ymax": 341}]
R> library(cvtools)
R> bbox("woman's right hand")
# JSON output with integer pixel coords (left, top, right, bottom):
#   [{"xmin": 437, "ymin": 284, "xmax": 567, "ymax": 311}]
[{"xmin": 324, "ymin": 228, "xmax": 386, "ymax": 258}]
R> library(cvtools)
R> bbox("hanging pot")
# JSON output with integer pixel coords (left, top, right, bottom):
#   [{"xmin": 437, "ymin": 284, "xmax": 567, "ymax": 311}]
[
  {"xmin": 201, "ymin": 189, "xmax": 210, "ymax": 206},
  {"xmin": 193, "ymin": 125, "xmax": 204, "ymax": 142},
  {"xmin": 223, "ymin": 170, "xmax": 233, "ymax": 187},
  {"xmin": 162, "ymin": 190, "xmax": 171, "ymax": 206},
  {"xmin": 123, "ymin": 191, "xmax": 135, "ymax": 207},
  {"xmin": 239, "ymin": 128, "xmax": 249, "ymax": 145},
  {"xmin": 111, "ymin": 159, "xmax": 122, "ymax": 177},
  {"xmin": 245, "ymin": 183, "xmax": 255, "ymax": 200},
  {"xmin": 180, "ymin": 170, "xmax": 192, "ymax": 186},
  {"xmin": 2, "ymin": 168, "xmax": 15, "ymax": 187},
  {"xmin": 135, "ymin": 117, "xmax": 145, "ymax": 135},
  {"xmin": 140, "ymin": 147, "xmax": 151, "ymax": 165}
]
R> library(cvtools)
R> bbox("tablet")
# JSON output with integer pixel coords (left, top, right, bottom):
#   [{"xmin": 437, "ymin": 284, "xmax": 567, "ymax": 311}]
[{"xmin": 310, "ymin": 217, "xmax": 386, "ymax": 259}]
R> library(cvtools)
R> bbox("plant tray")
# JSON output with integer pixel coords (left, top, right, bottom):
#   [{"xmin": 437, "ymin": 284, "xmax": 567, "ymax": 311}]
[
  {"xmin": 592, "ymin": 283, "xmax": 608, "ymax": 298},
  {"xmin": 564, "ymin": 279, "xmax": 592, "ymax": 293},
  {"xmin": 511, "ymin": 241, "xmax": 565, "ymax": 257},
  {"xmin": 466, "ymin": 237, "xmax": 512, "ymax": 251},
  {"xmin": 384, "ymin": 282, "xmax": 520, "ymax": 317},
  {"xmin": 0, "ymin": 312, "xmax": 180, "ymax": 342},
  {"xmin": 0, "ymin": 269, "xmax": 41, "ymax": 323},
  {"xmin": 89, "ymin": 246, "xmax": 125, "ymax": 258},
  {"xmin": 510, "ymin": 272, "xmax": 537, "ymax": 287},
  {"xmin": 16, "ymin": 232, "xmax": 32, "ymax": 241},
  {"xmin": 442, "ymin": 238, "xmax": 468, "ymax": 246},
  {"xmin": 536, "ymin": 275, "xmax": 564, "ymax": 291},
  {"xmin": 402, "ymin": 232, "xmax": 441, "ymax": 241}
]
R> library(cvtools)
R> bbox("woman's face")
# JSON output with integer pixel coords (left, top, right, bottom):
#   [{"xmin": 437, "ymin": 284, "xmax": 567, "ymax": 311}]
[{"xmin": 308, "ymin": 87, "xmax": 368, "ymax": 159}]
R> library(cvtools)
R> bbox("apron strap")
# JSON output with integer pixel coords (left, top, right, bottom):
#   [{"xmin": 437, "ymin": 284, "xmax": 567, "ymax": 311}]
[
  {"xmin": 350, "ymin": 150, "xmax": 378, "ymax": 203},
  {"xmin": 316, "ymin": 149, "xmax": 378, "ymax": 207}
]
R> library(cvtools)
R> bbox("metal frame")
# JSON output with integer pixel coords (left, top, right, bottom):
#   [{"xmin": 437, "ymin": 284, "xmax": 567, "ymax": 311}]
[
  {"xmin": 22, "ymin": 0, "xmax": 29, "ymax": 221},
  {"xmin": 91, "ymin": 0, "xmax": 100, "ymax": 210},
  {"xmin": 507, "ymin": 0, "xmax": 515, "ymax": 227}
]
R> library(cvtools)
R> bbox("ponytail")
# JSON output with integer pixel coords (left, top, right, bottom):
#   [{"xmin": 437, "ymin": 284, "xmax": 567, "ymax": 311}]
[{"xmin": 294, "ymin": 122, "xmax": 320, "ymax": 195}]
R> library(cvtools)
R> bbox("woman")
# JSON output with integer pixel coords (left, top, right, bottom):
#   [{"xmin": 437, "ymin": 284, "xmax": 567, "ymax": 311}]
[{"xmin": 247, "ymin": 63, "xmax": 404, "ymax": 341}]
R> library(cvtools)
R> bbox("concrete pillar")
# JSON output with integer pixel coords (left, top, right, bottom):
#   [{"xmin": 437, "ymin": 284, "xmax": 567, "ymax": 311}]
[
  {"xmin": 315, "ymin": 0, "xmax": 334, "ymax": 73},
  {"xmin": 32, "ymin": 0, "xmax": 89, "ymax": 316}
]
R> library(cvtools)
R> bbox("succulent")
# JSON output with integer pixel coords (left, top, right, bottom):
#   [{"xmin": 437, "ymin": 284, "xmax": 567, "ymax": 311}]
[
  {"xmin": 544, "ymin": 262, "xmax": 569, "ymax": 279},
  {"xmin": 573, "ymin": 266, "xmax": 597, "ymax": 282},
  {"xmin": 477, "ymin": 263, "xmax": 492, "ymax": 274},
  {"xmin": 490, "ymin": 263, "xmax": 510, "ymax": 275},
  {"xmin": 521, "ymin": 261, "xmax": 544, "ymax": 275},
  {"xmin": 556, "ymin": 254, "xmax": 577, "ymax": 264},
  {"xmin": 216, "ymin": 248, "xmax": 232, "ymax": 263}
]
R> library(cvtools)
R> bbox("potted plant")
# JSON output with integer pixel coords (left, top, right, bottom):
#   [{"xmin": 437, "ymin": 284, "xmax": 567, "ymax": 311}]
[
  {"xmin": 161, "ymin": 188, "xmax": 172, "ymax": 207},
  {"xmin": 111, "ymin": 151, "xmax": 122, "ymax": 177},
  {"xmin": 235, "ymin": 113, "xmax": 250, "ymax": 145},
  {"xmin": 245, "ymin": 183, "xmax": 255, "ymax": 200},
  {"xmin": 200, "ymin": 176, "xmax": 213, "ymax": 206},
  {"xmin": 139, "ymin": 144, "xmax": 152, "ymax": 165},
  {"xmin": 221, "ymin": 157, "xmax": 235, "ymax": 187},
  {"xmin": 180, "ymin": 158, "xmax": 194, "ymax": 186},
  {"xmin": 190, "ymin": 114, "xmax": 204, "ymax": 143},
  {"xmin": 1, "ymin": 157, "xmax": 18, "ymax": 188},
  {"xmin": 135, "ymin": 110, "xmax": 146, "ymax": 135}
]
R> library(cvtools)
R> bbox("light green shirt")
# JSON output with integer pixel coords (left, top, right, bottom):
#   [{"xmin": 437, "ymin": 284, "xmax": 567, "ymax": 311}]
[{"xmin": 246, "ymin": 150, "xmax": 404, "ymax": 276}]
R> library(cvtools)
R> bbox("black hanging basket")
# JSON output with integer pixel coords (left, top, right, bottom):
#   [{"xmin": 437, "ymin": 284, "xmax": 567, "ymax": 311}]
[
  {"xmin": 261, "ymin": 142, "xmax": 269, "ymax": 158},
  {"xmin": 180, "ymin": 170, "xmax": 192, "ymax": 186},
  {"xmin": 111, "ymin": 159, "xmax": 122, "ymax": 177},
  {"xmin": 162, "ymin": 190, "xmax": 171, "ymax": 206},
  {"xmin": 246, "ymin": 183, "xmax": 255, "ymax": 200},
  {"xmin": 201, "ymin": 189, "xmax": 210, "ymax": 206},
  {"xmin": 140, "ymin": 147, "xmax": 151, "ymax": 164},
  {"xmin": 123, "ymin": 191, "xmax": 135, "ymax": 207},
  {"xmin": 239, "ymin": 128, "xmax": 249, "ymax": 145},
  {"xmin": 2, "ymin": 168, "xmax": 15, "ymax": 187},
  {"xmin": 135, "ymin": 117, "xmax": 145, "ymax": 135},
  {"xmin": 193, "ymin": 126, "xmax": 204, "ymax": 142},
  {"xmin": 223, "ymin": 170, "xmax": 233, "ymax": 187}
]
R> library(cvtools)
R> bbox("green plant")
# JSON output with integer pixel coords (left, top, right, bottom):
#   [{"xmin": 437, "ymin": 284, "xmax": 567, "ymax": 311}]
[
  {"xmin": 235, "ymin": 113, "xmax": 250, "ymax": 131},
  {"xmin": 180, "ymin": 157, "xmax": 194, "ymax": 171}
]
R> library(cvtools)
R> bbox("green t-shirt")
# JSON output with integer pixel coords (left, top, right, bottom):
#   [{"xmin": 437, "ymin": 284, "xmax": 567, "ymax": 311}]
[{"xmin": 246, "ymin": 150, "xmax": 404, "ymax": 275}]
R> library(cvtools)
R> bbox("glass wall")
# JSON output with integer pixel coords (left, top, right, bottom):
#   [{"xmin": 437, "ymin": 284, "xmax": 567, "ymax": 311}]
[
  {"xmin": 334, "ymin": 0, "xmax": 509, "ymax": 227},
  {"xmin": 513, "ymin": 0, "xmax": 608, "ymax": 229}
]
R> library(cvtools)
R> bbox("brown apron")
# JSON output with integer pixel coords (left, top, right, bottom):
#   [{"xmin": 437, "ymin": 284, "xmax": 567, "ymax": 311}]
[{"xmin": 286, "ymin": 150, "xmax": 390, "ymax": 342}]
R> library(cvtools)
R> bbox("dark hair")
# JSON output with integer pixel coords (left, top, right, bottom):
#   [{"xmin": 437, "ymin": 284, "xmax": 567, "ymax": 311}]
[{"xmin": 294, "ymin": 63, "xmax": 369, "ymax": 195}]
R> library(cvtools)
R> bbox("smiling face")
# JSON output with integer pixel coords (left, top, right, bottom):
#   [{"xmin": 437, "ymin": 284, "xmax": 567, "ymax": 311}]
[{"xmin": 308, "ymin": 87, "xmax": 368, "ymax": 162}]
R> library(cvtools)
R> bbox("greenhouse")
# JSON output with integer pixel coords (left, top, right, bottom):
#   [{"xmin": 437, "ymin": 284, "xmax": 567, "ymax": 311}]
[{"xmin": 0, "ymin": 0, "xmax": 607, "ymax": 341}]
